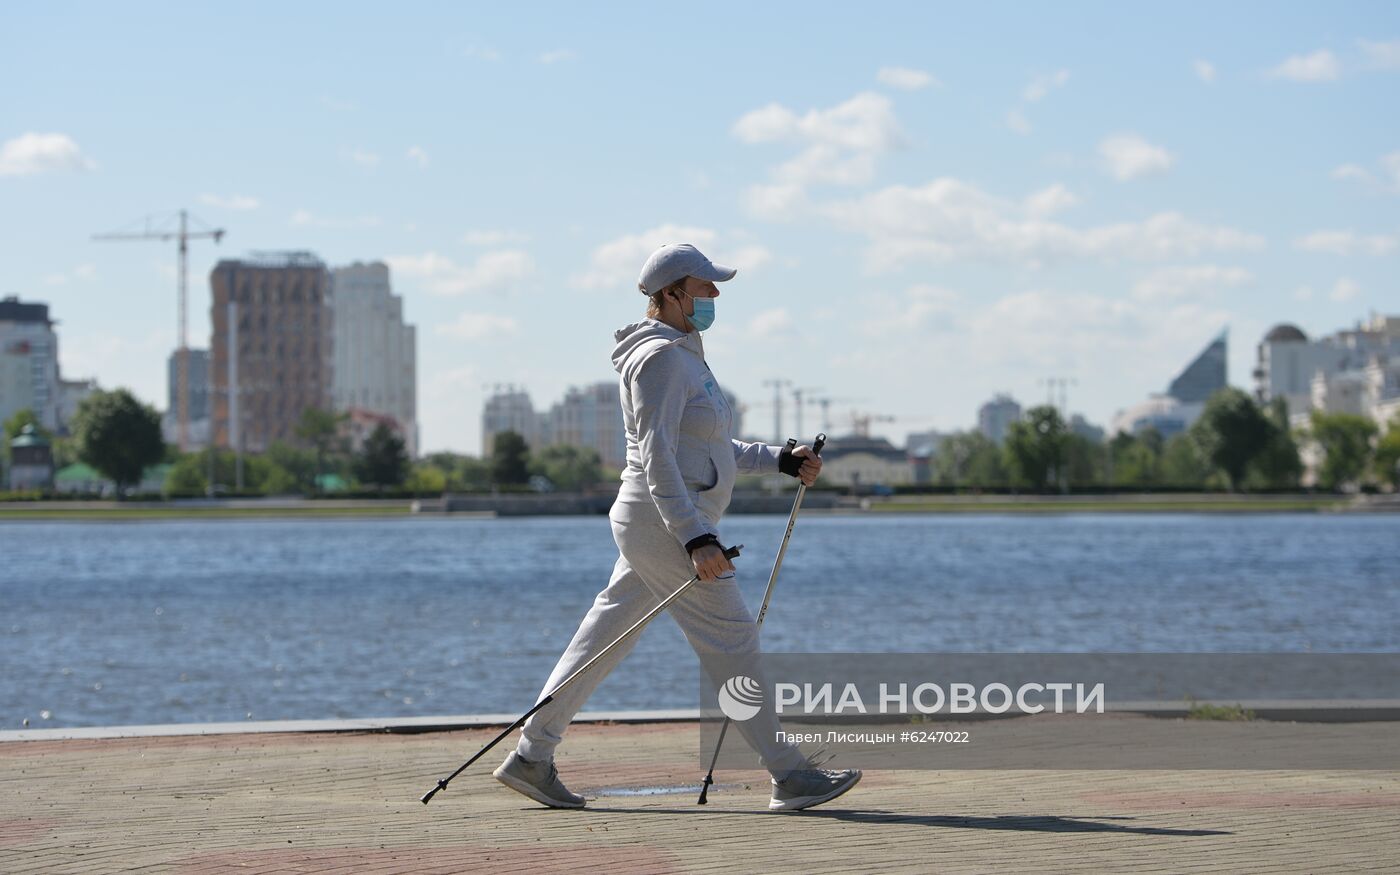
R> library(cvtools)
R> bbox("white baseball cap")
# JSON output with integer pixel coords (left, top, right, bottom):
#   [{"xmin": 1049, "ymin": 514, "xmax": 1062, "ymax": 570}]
[{"xmin": 637, "ymin": 243, "xmax": 737, "ymax": 295}]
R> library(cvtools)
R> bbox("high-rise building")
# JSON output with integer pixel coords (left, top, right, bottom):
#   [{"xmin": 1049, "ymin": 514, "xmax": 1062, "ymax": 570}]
[
  {"xmin": 547, "ymin": 382, "xmax": 627, "ymax": 471},
  {"xmin": 977, "ymin": 394, "xmax": 1022, "ymax": 444},
  {"xmin": 482, "ymin": 387, "xmax": 540, "ymax": 456},
  {"xmin": 167, "ymin": 348, "xmax": 210, "ymax": 421},
  {"xmin": 330, "ymin": 262, "xmax": 418, "ymax": 457},
  {"xmin": 162, "ymin": 348, "xmax": 211, "ymax": 448},
  {"xmin": 1168, "ymin": 329, "xmax": 1228, "ymax": 403},
  {"xmin": 210, "ymin": 253, "xmax": 333, "ymax": 454},
  {"xmin": 0, "ymin": 297, "xmax": 61, "ymax": 431}
]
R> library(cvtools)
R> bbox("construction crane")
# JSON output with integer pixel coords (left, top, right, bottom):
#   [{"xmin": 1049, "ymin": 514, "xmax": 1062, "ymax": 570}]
[
  {"xmin": 808, "ymin": 395, "xmax": 860, "ymax": 433},
  {"xmin": 94, "ymin": 210, "xmax": 225, "ymax": 451},
  {"xmin": 846, "ymin": 411, "xmax": 897, "ymax": 438},
  {"xmin": 761, "ymin": 378, "xmax": 791, "ymax": 443},
  {"xmin": 791, "ymin": 386, "xmax": 821, "ymax": 441}
]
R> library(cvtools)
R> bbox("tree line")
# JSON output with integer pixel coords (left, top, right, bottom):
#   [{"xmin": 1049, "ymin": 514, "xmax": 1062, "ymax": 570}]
[
  {"xmin": 931, "ymin": 387, "xmax": 1400, "ymax": 492},
  {"xmin": 1, "ymin": 394, "xmax": 607, "ymax": 498}
]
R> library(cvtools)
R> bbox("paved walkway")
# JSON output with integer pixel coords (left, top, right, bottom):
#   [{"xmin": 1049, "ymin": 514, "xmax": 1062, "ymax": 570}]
[{"xmin": 2, "ymin": 721, "xmax": 1397, "ymax": 873}]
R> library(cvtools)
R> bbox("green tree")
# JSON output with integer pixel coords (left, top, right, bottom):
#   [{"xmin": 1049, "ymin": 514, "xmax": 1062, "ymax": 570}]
[
  {"xmin": 490, "ymin": 430, "xmax": 531, "ymax": 486},
  {"xmin": 1306, "ymin": 411, "xmax": 1378, "ymax": 491},
  {"xmin": 72, "ymin": 389, "xmax": 165, "ymax": 497},
  {"xmin": 353, "ymin": 423, "xmax": 410, "ymax": 488},
  {"xmin": 1003, "ymin": 405, "xmax": 1067, "ymax": 491},
  {"xmin": 405, "ymin": 463, "xmax": 448, "ymax": 493},
  {"xmin": 1062, "ymin": 433, "xmax": 1107, "ymax": 487},
  {"xmin": 932, "ymin": 432, "xmax": 1007, "ymax": 487},
  {"xmin": 164, "ymin": 453, "xmax": 209, "ymax": 494},
  {"xmin": 1109, "ymin": 430, "xmax": 1163, "ymax": 486},
  {"xmin": 1160, "ymin": 433, "xmax": 1213, "ymax": 487},
  {"xmin": 296, "ymin": 407, "xmax": 348, "ymax": 494},
  {"xmin": 423, "ymin": 451, "xmax": 491, "ymax": 491},
  {"xmin": 266, "ymin": 440, "xmax": 318, "ymax": 493},
  {"xmin": 530, "ymin": 444, "xmax": 605, "ymax": 491},
  {"xmin": 1246, "ymin": 398, "xmax": 1303, "ymax": 490},
  {"xmin": 1188, "ymin": 388, "xmax": 1274, "ymax": 492},
  {"xmin": 1373, "ymin": 416, "xmax": 1400, "ymax": 490}
]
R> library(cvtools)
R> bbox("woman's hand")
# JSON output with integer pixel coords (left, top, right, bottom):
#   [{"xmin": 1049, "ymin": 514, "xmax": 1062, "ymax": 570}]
[
  {"xmin": 691, "ymin": 543, "xmax": 735, "ymax": 581},
  {"xmin": 791, "ymin": 445, "xmax": 823, "ymax": 486}
]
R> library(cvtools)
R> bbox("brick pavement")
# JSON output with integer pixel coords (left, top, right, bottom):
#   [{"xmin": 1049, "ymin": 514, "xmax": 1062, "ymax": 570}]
[{"xmin": 2, "ymin": 721, "xmax": 1397, "ymax": 873}]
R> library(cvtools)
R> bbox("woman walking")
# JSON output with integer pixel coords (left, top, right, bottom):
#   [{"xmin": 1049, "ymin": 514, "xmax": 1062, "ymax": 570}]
[{"xmin": 493, "ymin": 242, "xmax": 861, "ymax": 812}]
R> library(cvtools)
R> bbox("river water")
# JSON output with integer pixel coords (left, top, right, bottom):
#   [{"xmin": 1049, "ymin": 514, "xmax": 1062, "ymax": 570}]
[{"xmin": 2, "ymin": 513, "xmax": 1397, "ymax": 728}]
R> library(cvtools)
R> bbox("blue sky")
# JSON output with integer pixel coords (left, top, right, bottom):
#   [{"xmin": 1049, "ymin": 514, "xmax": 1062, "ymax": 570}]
[{"xmin": 3, "ymin": 2, "xmax": 1397, "ymax": 453}]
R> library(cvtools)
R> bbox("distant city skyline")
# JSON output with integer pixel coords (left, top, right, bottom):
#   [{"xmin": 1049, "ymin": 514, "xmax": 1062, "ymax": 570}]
[{"xmin": 3, "ymin": 3, "xmax": 1398, "ymax": 453}]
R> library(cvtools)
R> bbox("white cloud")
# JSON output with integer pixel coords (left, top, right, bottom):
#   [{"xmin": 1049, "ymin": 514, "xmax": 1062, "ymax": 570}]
[
  {"xmin": 539, "ymin": 49, "xmax": 576, "ymax": 64},
  {"xmin": 1330, "ymin": 150, "xmax": 1400, "ymax": 193},
  {"xmin": 387, "ymin": 249, "xmax": 534, "ymax": 296},
  {"xmin": 748, "ymin": 308, "xmax": 794, "ymax": 339},
  {"xmin": 860, "ymin": 285, "xmax": 961, "ymax": 337},
  {"xmin": 733, "ymin": 92, "xmax": 903, "ymax": 208},
  {"xmin": 1358, "ymin": 39, "xmax": 1400, "ymax": 70},
  {"xmin": 573, "ymin": 224, "xmax": 716, "ymax": 289},
  {"xmin": 729, "ymin": 245, "xmax": 773, "ymax": 272},
  {"xmin": 463, "ymin": 229, "xmax": 530, "ymax": 246},
  {"xmin": 464, "ymin": 45, "xmax": 501, "ymax": 62},
  {"xmin": 1384, "ymin": 151, "xmax": 1400, "ymax": 188},
  {"xmin": 743, "ymin": 183, "xmax": 809, "ymax": 222},
  {"xmin": 823, "ymin": 177, "xmax": 1265, "ymax": 271},
  {"xmin": 1294, "ymin": 286, "xmax": 1314, "ymax": 301},
  {"xmin": 200, "ymin": 193, "xmax": 260, "ymax": 210},
  {"xmin": 1024, "ymin": 183, "xmax": 1078, "ymax": 217},
  {"xmin": 877, "ymin": 66, "xmax": 938, "ymax": 90},
  {"xmin": 1098, "ymin": 134, "xmax": 1175, "ymax": 181},
  {"xmin": 436, "ymin": 312, "xmax": 520, "ymax": 339},
  {"xmin": 1193, "ymin": 59, "xmax": 1217, "ymax": 83},
  {"xmin": 1329, "ymin": 277, "xmax": 1359, "ymax": 302},
  {"xmin": 1330, "ymin": 163, "xmax": 1373, "ymax": 183},
  {"xmin": 1005, "ymin": 109, "xmax": 1032, "ymax": 136},
  {"xmin": 0, "ymin": 132, "xmax": 95, "ymax": 176},
  {"xmin": 1294, "ymin": 229, "xmax": 1398, "ymax": 255},
  {"xmin": 1268, "ymin": 49, "xmax": 1340, "ymax": 82},
  {"xmin": 42, "ymin": 264, "xmax": 98, "ymax": 286},
  {"xmin": 572, "ymin": 225, "xmax": 771, "ymax": 290},
  {"xmin": 406, "ymin": 146, "xmax": 429, "ymax": 168},
  {"xmin": 1131, "ymin": 265, "xmax": 1253, "ymax": 302},
  {"xmin": 1023, "ymin": 69, "xmax": 1070, "ymax": 102},
  {"xmin": 290, "ymin": 209, "xmax": 381, "ymax": 228},
  {"xmin": 347, "ymin": 148, "xmax": 380, "ymax": 167}
]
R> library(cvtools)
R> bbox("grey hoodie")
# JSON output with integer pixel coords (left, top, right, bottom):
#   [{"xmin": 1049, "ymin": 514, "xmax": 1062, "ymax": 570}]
[{"xmin": 610, "ymin": 319, "xmax": 781, "ymax": 548}]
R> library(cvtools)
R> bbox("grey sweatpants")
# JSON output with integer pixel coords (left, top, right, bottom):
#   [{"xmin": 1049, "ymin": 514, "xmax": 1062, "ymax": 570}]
[{"xmin": 515, "ymin": 499, "xmax": 807, "ymax": 775}]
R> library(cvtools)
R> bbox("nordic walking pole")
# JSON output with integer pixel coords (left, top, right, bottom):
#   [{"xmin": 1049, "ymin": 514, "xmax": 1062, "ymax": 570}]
[
  {"xmin": 420, "ymin": 544, "xmax": 744, "ymax": 805},
  {"xmin": 697, "ymin": 433, "xmax": 825, "ymax": 804}
]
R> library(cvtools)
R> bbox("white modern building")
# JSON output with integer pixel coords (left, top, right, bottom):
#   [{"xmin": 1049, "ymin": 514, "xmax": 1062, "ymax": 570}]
[
  {"xmin": 977, "ymin": 394, "xmax": 1022, "ymax": 444},
  {"xmin": 330, "ymin": 262, "xmax": 418, "ymax": 457},
  {"xmin": 0, "ymin": 297, "xmax": 61, "ymax": 431},
  {"xmin": 1112, "ymin": 331, "xmax": 1228, "ymax": 438},
  {"xmin": 1253, "ymin": 319, "xmax": 1400, "ymax": 419}
]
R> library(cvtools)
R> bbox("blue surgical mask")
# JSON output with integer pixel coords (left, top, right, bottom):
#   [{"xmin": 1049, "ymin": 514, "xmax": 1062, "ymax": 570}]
[{"xmin": 683, "ymin": 292, "xmax": 716, "ymax": 331}]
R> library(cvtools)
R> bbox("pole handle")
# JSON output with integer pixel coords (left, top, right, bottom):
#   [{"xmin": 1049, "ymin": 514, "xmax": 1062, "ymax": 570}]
[
  {"xmin": 721, "ymin": 544, "xmax": 742, "ymax": 560},
  {"xmin": 812, "ymin": 433, "xmax": 826, "ymax": 455}
]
